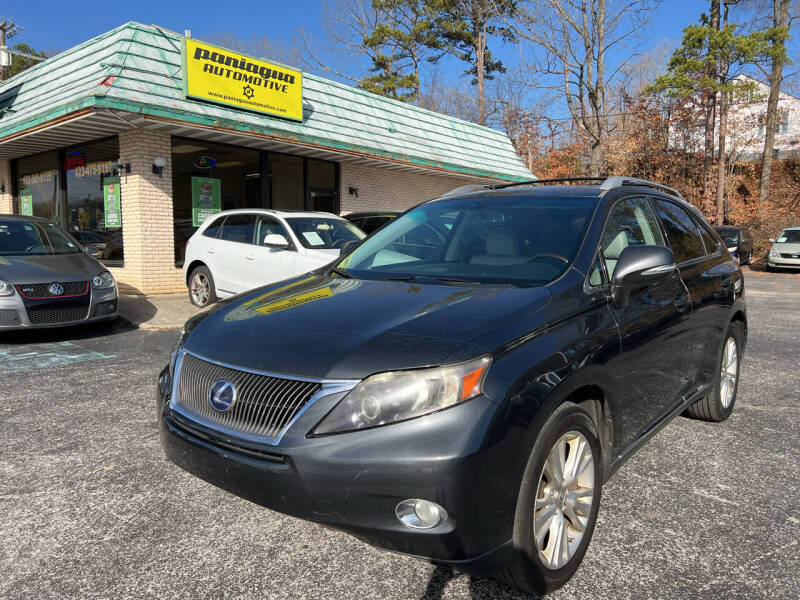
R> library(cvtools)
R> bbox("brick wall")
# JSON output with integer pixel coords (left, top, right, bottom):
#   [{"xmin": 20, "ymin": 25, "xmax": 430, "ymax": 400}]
[
  {"xmin": 110, "ymin": 130, "xmax": 183, "ymax": 294},
  {"xmin": 339, "ymin": 162, "xmax": 492, "ymax": 214},
  {"xmin": 0, "ymin": 159, "xmax": 12, "ymax": 213}
]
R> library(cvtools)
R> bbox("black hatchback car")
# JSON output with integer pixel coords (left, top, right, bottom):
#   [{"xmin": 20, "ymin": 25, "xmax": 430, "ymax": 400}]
[
  {"xmin": 158, "ymin": 177, "xmax": 746, "ymax": 595},
  {"xmin": 715, "ymin": 225, "xmax": 753, "ymax": 265}
]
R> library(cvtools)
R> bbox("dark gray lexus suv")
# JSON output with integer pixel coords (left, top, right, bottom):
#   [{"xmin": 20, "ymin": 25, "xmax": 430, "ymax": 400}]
[{"xmin": 158, "ymin": 177, "xmax": 746, "ymax": 595}]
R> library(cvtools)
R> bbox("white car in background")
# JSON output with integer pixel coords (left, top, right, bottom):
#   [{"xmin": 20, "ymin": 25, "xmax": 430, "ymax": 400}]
[{"xmin": 183, "ymin": 209, "xmax": 366, "ymax": 307}]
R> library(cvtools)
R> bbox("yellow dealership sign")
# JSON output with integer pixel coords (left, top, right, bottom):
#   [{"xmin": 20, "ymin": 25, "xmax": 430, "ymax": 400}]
[{"xmin": 183, "ymin": 39, "xmax": 303, "ymax": 121}]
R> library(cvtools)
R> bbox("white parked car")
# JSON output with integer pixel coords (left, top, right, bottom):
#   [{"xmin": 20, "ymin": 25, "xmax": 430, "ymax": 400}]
[{"xmin": 183, "ymin": 209, "xmax": 366, "ymax": 307}]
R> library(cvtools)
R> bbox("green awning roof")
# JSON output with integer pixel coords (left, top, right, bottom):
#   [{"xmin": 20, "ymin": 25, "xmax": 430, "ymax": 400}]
[{"xmin": 0, "ymin": 22, "xmax": 532, "ymax": 181}]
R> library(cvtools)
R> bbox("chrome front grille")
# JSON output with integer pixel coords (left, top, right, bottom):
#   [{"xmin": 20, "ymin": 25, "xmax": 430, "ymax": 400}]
[{"xmin": 172, "ymin": 352, "xmax": 323, "ymax": 441}]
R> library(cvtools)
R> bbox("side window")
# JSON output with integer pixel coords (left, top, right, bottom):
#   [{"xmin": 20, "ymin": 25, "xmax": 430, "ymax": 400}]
[
  {"xmin": 218, "ymin": 214, "xmax": 255, "ymax": 244},
  {"xmin": 588, "ymin": 253, "xmax": 607, "ymax": 286},
  {"xmin": 653, "ymin": 199, "xmax": 706, "ymax": 263},
  {"xmin": 255, "ymin": 215, "xmax": 290, "ymax": 246},
  {"xmin": 694, "ymin": 217, "xmax": 720, "ymax": 255},
  {"xmin": 202, "ymin": 216, "xmax": 225, "ymax": 238},
  {"xmin": 600, "ymin": 197, "xmax": 664, "ymax": 279},
  {"xmin": 363, "ymin": 216, "xmax": 391, "ymax": 234}
]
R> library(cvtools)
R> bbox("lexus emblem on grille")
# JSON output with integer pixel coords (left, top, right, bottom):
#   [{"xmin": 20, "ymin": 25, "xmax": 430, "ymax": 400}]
[
  {"xmin": 209, "ymin": 380, "xmax": 237, "ymax": 412},
  {"xmin": 48, "ymin": 283, "xmax": 64, "ymax": 296}
]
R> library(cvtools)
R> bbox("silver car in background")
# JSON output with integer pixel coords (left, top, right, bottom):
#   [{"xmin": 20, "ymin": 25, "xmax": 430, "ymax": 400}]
[
  {"xmin": 0, "ymin": 215, "xmax": 118, "ymax": 329},
  {"xmin": 767, "ymin": 226, "xmax": 800, "ymax": 271}
]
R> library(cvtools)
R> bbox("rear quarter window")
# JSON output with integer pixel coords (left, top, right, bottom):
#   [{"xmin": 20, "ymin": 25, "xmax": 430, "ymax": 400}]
[{"xmin": 203, "ymin": 216, "xmax": 225, "ymax": 238}]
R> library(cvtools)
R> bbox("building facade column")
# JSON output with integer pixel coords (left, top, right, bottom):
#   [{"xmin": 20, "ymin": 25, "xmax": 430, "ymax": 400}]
[
  {"xmin": 0, "ymin": 159, "xmax": 13, "ymax": 214},
  {"xmin": 111, "ymin": 129, "xmax": 182, "ymax": 294}
]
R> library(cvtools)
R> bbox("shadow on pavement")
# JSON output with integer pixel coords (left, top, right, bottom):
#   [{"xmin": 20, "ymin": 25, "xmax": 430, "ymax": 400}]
[
  {"xmin": 420, "ymin": 565, "xmax": 537, "ymax": 600},
  {"xmin": 0, "ymin": 317, "xmax": 134, "ymax": 346}
]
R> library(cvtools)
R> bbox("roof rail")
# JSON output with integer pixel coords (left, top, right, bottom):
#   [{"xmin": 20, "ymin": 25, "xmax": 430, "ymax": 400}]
[
  {"xmin": 440, "ymin": 184, "xmax": 492, "ymax": 197},
  {"xmin": 599, "ymin": 176, "xmax": 685, "ymax": 200},
  {"xmin": 489, "ymin": 177, "xmax": 603, "ymax": 190}
]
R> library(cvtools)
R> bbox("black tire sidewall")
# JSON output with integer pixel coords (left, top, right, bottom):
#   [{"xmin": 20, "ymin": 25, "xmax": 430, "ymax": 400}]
[
  {"xmin": 509, "ymin": 403, "xmax": 603, "ymax": 594},
  {"xmin": 188, "ymin": 266, "xmax": 217, "ymax": 307}
]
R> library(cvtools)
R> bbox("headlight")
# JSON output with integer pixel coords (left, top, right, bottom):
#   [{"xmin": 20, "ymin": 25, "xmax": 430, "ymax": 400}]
[
  {"xmin": 170, "ymin": 326, "xmax": 187, "ymax": 374},
  {"xmin": 0, "ymin": 280, "xmax": 14, "ymax": 296},
  {"xmin": 92, "ymin": 271, "xmax": 115, "ymax": 289},
  {"xmin": 313, "ymin": 355, "xmax": 492, "ymax": 435}
]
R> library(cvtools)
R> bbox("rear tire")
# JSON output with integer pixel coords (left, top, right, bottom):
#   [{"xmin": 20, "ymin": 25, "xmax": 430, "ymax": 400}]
[
  {"xmin": 188, "ymin": 266, "xmax": 217, "ymax": 307},
  {"xmin": 686, "ymin": 322, "xmax": 743, "ymax": 422},
  {"xmin": 497, "ymin": 403, "xmax": 603, "ymax": 596}
]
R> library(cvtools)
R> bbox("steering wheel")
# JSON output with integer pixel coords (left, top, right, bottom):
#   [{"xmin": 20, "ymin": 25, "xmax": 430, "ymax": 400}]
[
  {"xmin": 330, "ymin": 238, "xmax": 349, "ymax": 249},
  {"xmin": 525, "ymin": 252, "xmax": 570, "ymax": 265},
  {"xmin": 25, "ymin": 244, "xmax": 44, "ymax": 253}
]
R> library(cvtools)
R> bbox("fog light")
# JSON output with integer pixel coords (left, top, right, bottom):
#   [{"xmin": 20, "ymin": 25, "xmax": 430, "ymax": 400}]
[{"xmin": 395, "ymin": 499, "xmax": 448, "ymax": 530}]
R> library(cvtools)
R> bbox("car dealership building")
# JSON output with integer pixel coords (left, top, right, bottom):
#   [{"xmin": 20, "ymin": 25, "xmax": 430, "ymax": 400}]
[{"xmin": 0, "ymin": 22, "xmax": 532, "ymax": 293}]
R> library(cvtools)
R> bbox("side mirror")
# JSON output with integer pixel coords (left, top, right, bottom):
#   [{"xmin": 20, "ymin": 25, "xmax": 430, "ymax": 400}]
[
  {"xmin": 339, "ymin": 239, "xmax": 361, "ymax": 255},
  {"xmin": 768, "ymin": 238, "xmax": 775, "ymax": 243},
  {"xmin": 263, "ymin": 233, "xmax": 290, "ymax": 249},
  {"xmin": 611, "ymin": 245, "xmax": 676, "ymax": 307},
  {"xmin": 84, "ymin": 245, "xmax": 101, "ymax": 258}
]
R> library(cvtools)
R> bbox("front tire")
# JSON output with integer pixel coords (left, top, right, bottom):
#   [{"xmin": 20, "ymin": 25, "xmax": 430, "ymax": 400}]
[
  {"xmin": 686, "ymin": 322, "xmax": 743, "ymax": 422},
  {"xmin": 497, "ymin": 403, "xmax": 603, "ymax": 595},
  {"xmin": 188, "ymin": 266, "xmax": 217, "ymax": 307}
]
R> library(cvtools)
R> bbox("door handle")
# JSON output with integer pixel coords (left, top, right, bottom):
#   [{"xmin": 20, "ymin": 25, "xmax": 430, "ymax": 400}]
[
  {"xmin": 207, "ymin": 248, "xmax": 215, "ymax": 254},
  {"xmin": 246, "ymin": 254, "xmax": 255, "ymax": 261}
]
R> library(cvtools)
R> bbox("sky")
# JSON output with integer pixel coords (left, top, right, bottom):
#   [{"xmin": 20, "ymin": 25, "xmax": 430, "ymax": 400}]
[
  {"xmin": 11, "ymin": 0, "xmax": 703, "ymax": 65},
  {"xmin": 5, "ymin": 1, "xmax": 765, "ymax": 125}
]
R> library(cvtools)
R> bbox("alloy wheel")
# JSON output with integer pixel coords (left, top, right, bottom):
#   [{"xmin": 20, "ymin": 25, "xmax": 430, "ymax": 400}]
[
  {"xmin": 534, "ymin": 430, "xmax": 595, "ymax": 570},
  {"xmin": 190, "ymin": 273, "xmax": 210, "ymax": 306},
  {"xmin": 719, "ymin": 337, "xmax": 738, "ymax": 409}
]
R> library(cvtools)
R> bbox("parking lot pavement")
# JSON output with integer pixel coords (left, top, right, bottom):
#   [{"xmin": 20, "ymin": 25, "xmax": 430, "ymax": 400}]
[{"xmin": 1, "ymin": 272, "xmax": 798, "ymax": 600}]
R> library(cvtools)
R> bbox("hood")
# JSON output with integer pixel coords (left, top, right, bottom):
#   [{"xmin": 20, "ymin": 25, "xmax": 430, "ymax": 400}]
[
  {"xmin": 183, "ymin": 273, "xmax": 551, "ymax": 380},
  {"xmin": 0, "ymin": 253, "xmax": 101, "ymax": 284},
  {"xmin": 773, "ymin": 242, "xmax": 800, "ymax": 254}
]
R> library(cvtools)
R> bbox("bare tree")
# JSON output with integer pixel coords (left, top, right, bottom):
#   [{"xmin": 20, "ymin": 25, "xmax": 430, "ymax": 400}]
[
  {"xmin": 294, "ymin": 0, "xmax": 385, "ymax": 85},
  {"xmin": 756, "ymin": 0, "xmax": 793, "ymax": 204},
  {"xmin": 511, "ymin": 0, "xmax": 654, "ymax": 176}
]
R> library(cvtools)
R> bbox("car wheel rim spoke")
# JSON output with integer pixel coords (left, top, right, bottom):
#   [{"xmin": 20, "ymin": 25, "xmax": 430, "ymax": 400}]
[
  {"xmin": 719, "ymin": 337, "xmax": 737, "ymax": 408},
  {"xmin": 534, "ymin": 430, "xmax": 595, "ymax": 570},
  {"xmin": 191, "ymin": 275, "xmax": 209, "ymax": 304}
]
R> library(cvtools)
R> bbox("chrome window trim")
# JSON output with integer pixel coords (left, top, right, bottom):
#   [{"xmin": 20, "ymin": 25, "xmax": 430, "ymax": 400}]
[{"xmin": 169, "ymin": 349, "xmax": 359, "ymax": 447}]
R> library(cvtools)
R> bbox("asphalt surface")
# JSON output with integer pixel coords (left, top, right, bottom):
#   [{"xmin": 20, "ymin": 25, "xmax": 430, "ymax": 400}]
[{"xmin": 2, "ymin": 271, "xmax": 799, "ymax": 599}]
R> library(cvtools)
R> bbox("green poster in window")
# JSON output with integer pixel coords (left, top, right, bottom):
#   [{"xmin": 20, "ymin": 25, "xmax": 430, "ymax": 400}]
[
  {"xmin": 192, "ymin": 177, "xmax": 221, "ymax": 227},
  {"xmin": 19, "ymin": 190, "xmax": 34, "ymax": 216},
  {"xmin": 103, "ymin": 176, "xmax": 122, "ymax": 228}
]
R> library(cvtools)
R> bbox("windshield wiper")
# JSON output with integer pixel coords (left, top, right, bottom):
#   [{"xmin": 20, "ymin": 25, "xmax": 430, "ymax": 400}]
[
  {"xmin": 382, "ymin": 274, "xmax": 489, "ymax": 286},
  {"xmin": 330, "ymin": 267, "xmax": 352, "ymax": 278}
]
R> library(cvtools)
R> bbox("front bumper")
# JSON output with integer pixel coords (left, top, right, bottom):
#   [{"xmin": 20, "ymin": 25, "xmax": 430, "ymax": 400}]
[
  {"xmin": 0, "ymin": 286, "xmax": 118, "ymax": 329},
  {"xmin": 768, "ymin": 255, "xmax": 800, "ymax": 269},
  {"xmin": 157, "ymin": 366, "xmax": 516, "ymax": 575}
]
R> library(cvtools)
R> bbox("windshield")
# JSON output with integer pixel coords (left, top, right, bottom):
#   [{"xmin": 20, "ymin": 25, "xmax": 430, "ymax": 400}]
[
  {"xmin": 776, "ymin": 229, "xmax": 800, "ymax": 244},
  {"xmin": 286, "ymin": 217, "xmax": 365, "ymax": 250},
  {"xmin": 717, "ymin": 228, "xmax": 739, "ymax": 245},
  {"xmin": 0, "ymin": 219, "xmax": 82, "ymax": 256},
  {"xmin": 337, "ymin": 194, "xmax": 596, "ymax": 287}
]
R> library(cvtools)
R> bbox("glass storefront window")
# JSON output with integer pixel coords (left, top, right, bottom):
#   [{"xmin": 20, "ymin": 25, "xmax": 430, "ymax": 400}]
[
  {"xmin": 17, "ymin": 152, "xmax": 60, "ymax": 222},
  {"xmin": 269, "ymin": 153, "xmax": 303, "ymax": 211},
  {"xmin": 306, "ymin": 158, "xmax": 336, "ymax": 213},
  {"xmin": 64, "ymin": 138, "xmax": 122, "ymax": 265},
  {"xmin": 172, "ymin": 137, "xmax": 261, "ymax": 263}
]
